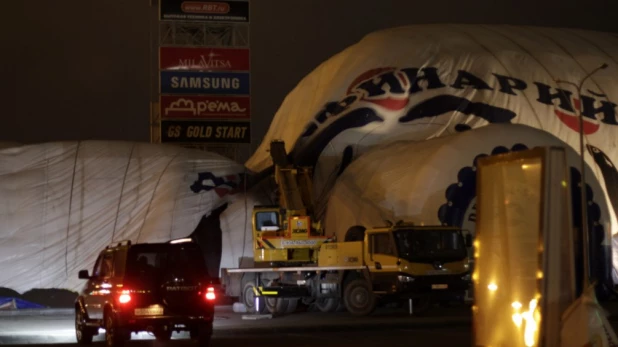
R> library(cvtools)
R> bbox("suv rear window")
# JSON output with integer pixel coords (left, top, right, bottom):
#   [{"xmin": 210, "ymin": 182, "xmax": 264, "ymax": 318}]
[{"xmin": 125, "ymin": 243, "xmax": 208, "ymax": 279}]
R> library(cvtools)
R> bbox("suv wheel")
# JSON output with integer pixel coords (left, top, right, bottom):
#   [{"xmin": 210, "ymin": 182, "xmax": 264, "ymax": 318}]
[
  {"xmin": 75, "ymin": 309, "xmax": 94, "ymax": 345},
  {"xmin": 190, "ymin": 322, "xmax": 212, "ymax": 347},
  {"xmin": 154, "ymin": 326, "xmax": 172, "ymax": 342},
  {"xmin": 105, "ymin": 313, "xmax": 125, "ymax": 347},
  {"xmin": 190, "ymin": 329, "xmax": 198, "ymax": 339}
]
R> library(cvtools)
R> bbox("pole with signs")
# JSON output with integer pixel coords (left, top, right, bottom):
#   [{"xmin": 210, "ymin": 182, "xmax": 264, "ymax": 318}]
[
  {"xmin": 555, "ymin": 63, "xmax": 608, "ymax": 289},
  {"xmin": 156, "ymin": 0, "xmax": 251, "ymax": 161}
]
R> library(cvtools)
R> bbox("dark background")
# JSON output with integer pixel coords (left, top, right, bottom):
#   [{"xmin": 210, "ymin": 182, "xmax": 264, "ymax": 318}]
[{"xmin": 1, "ymin": 0, "xmax": 618, "ymax": 162}]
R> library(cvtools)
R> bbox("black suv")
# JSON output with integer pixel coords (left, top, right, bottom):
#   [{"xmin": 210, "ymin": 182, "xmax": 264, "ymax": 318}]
[{"xmin": 74, "ymin": 238, "xmax": 216, "ymax": 347}]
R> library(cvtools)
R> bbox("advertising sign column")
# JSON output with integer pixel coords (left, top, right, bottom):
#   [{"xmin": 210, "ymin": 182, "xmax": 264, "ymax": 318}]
[
  {"xmin": 160, "ymin": 0, "xmax": 249, "ymax": 22},
  {"xmin": 159, "ymin": 47, "xmax": 251, "ymax": 144},
  {"xmin": 156, "ymin": 0, "xmax": 250, "ymax": 159}
]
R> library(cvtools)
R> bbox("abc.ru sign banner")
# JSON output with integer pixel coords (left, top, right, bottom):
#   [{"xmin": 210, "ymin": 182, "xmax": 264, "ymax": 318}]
[
  {"xmin": 160, "ymin": 47, "xmax": 250, "ymax": 72},
  {"xmin": 160, "ymin": 71, "xmax": 249, "ymax": 95},
  {"xmin": 160, "ymin": 0, "xmax": 249, "ymax": 23},
  {"xmin": 160, "ymin": 95, "xmax": 250, "ymax": 119},
  {"xmin": 161, "ymin": 119, "xmax": 250, "ymax": 143}
]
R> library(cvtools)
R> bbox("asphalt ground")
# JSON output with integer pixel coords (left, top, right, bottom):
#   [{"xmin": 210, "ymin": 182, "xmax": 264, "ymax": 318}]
[
  {"xmin": 2, "ymin": 301, "xmax": 618, "ymax": 347},
  {"xmin": 0, "ymin": 329, "xmax": 472, "ymax": 347},
  {"xmin": 0, "ymin": 305, "xmax": 472, "ymax": 346}
]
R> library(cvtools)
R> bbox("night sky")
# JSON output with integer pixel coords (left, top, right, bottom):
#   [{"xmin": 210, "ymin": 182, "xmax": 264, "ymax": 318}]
[{"xmin": 1, "ymin": 0, "xmax": 617, "ymax": 162}]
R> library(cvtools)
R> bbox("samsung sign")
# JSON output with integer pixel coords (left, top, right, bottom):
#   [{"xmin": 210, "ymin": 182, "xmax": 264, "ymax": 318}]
[{"xmin": 160, "ymin": 71, "xmax": 250, "ymax": 95}]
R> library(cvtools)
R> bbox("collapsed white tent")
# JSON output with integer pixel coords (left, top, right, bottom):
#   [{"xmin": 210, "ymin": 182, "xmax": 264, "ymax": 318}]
[
  {"xmin": 0, "ymin": 143, "xmax": 20, "ymax": 150},
  {"xmin": 0, "ymin": 141, "xmax": 245, "ymax": 293}
]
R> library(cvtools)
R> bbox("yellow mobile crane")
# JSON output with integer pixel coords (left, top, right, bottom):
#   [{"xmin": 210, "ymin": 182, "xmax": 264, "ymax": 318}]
[
  {"xmin": 251, "ymin": 140, "xmax": 332, "ymax": 265},
  {"xmin": 223, "ymin": 141, "xmax": 472, "ymax": 316}
]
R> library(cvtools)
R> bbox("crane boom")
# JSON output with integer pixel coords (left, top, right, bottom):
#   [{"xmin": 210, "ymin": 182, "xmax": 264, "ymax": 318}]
[{"xmin": 269, "ymin": 140, "xmax": 314, "ymax": 215}]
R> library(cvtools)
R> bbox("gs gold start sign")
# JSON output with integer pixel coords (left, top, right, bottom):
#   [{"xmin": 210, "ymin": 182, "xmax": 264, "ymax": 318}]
[{"xmin": 161, "ymin": 120, "xmax": 250, "ymax": 144}]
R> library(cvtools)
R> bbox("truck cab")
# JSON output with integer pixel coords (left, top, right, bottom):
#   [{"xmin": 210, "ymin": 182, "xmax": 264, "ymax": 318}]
[
  {"xmin": 317, "ymin": 224, "xmax": 472, "ymax": 315},
  {"xmin": 364, "ymin": 225, "xmax": 471, "ymax": 300}
]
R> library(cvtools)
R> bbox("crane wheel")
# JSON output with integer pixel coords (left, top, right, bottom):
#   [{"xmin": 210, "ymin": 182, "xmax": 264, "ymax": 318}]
[
  {"xmin": 343, "ymin": 279, "xmax": 376, "ymax": 316},
  {"xmin": 285, "ymin": 298, "xmax": 298, "ymax": 314},
  {"xmin": 265, "ymin": 297, "xmax": 288, "ymax": 314},
  {"xmin": 242, "ymin": 282, "xmax": 266, "ymax": 313},
  {"xmin": 265, "ymin": 297, "xmax": 298, "ymax": 315},
  {"xmin": 315, "ymin": 298, "xmax": 339, "ymax": 313}
]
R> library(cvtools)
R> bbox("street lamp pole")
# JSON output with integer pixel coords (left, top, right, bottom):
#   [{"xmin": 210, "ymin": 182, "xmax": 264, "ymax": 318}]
[{"xmin": 556, "ymin": 63, "xmax": 608, "ymax": 289}]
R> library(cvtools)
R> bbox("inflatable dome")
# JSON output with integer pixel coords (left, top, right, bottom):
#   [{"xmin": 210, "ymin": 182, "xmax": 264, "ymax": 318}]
[
  {"xmin": 246, "ymin": 24, "xmax": 618, "ymax": 238},
  {"xmin": 324, "ymin": 124, "xmax": 612, "ymax": 293},
  {"xmin": 244, "ymin": 24, "xmax": 618, "ymax": 294}
]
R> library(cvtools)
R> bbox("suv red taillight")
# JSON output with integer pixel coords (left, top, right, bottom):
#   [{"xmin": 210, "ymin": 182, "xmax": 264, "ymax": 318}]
[
  {"xmin": 118, "ymin": 290, "xmax": 131, "ymax": 304},
  {"xmin": 205, "ymin": 287, "xmax": 216, "ymax": 301}
]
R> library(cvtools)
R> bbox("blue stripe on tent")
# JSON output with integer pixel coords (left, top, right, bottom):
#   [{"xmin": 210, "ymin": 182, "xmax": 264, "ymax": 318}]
[{"xmin": 0, "ymin": 297, "xmax": 46, "ymax": 309}]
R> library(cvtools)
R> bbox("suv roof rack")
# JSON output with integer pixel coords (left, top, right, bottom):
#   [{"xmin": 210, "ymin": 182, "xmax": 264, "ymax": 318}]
[
  {"xmin": 170, "ymin": 238, "xmax": 193, "ymax": 244},
  {"xmin": 105, "ymin": 240, "xmax": 132, "ymax": 249}
]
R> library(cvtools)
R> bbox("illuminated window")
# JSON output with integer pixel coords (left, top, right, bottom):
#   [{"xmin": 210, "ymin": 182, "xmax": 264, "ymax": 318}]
[{"xmin": 256, "ymin": 211, "xmax": 279, "ymax": 231}]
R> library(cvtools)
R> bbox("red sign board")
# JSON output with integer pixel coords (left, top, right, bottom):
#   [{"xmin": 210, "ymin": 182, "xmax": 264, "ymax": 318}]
[
  {"xmin": 160, "ymin": 47, "xmax": 250, "ymax": 71},
  {"xmin": 160, "ymin": 95, "xmax": 250, "ymax": 119}
]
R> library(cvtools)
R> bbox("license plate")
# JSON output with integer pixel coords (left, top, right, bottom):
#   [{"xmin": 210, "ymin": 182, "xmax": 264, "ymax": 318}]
[
  {"xmin": 134, "ymin": 306, "xmax": 164, "ymax": 316},
  {"xmin": 432, "ymin": 284, "xmax": 448, "ymax": 290}
]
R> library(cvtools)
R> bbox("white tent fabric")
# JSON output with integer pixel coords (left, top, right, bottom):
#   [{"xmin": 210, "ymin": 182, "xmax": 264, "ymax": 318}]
[
  {"xmin": 0, "ymin": 143, "xmax": 20, "ymax": 150},
  {"xmin": 325, "ymin": 123, "xmax": 617, "ymax": 289},
  {"xmin": 220, "ymin": 178, "xmax": 276, "ymax": 272},
  {"xmin": 245, "ymin": 24, "xmax": 618, "ymax": 244},
  {"xmin": 324, "ymin": 123, "xmax": 609, "ymax": 239},
  {"xmin": 0, "ymin": 141, "xmax": 245, "ymax": 293}
]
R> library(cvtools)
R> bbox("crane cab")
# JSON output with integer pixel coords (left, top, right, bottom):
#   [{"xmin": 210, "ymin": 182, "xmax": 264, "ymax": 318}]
[{"xmin": 252, "ymin": 206, "xmax": 329, "ymax": 265}]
